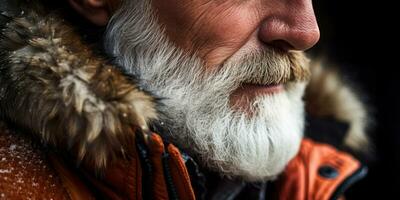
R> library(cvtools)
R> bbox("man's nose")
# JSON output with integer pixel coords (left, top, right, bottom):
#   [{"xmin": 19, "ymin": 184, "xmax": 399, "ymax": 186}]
[{"xmin": 258, "ymin": 0, "xmax": 320, "ymax": 51}]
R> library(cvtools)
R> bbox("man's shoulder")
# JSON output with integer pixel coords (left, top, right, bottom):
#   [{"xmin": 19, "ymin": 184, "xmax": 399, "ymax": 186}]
[
  {"xmin": 276, "ymin": 138, "xmax": 367, "ymax": 200},
  {"xmin": 0, "ymin": 121, "xmax": 70, "ymax": 199},
  {"xmin": 0, "ymin": 125, "xmax": 196, "ymax": 199}
]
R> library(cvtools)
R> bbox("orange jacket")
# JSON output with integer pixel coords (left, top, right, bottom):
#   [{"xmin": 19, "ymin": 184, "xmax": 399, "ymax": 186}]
[
  {"xmin": 0, "ymin": 121, "xmax": 366, "ymax": 199},
  {"xmin": 41, "ymin": 133, "xmax": 365, "ymax": 200}
]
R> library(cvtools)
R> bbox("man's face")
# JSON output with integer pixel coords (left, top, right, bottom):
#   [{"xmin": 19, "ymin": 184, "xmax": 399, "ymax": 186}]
[
  {"xmin": 153, "ymin": 0, "xmax": 320, "ymax": 109},
  {"xmin": 105, "ymin": 0, "xmax": 319, "ymax": 181},
  {"xmin": 152, "ymin": 0, "xmax": 320, "ymax": 65}
]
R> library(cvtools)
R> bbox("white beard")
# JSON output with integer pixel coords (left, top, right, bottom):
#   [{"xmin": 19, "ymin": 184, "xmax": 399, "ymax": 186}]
[
  {"xmin": 177, "ymin": 83, "xmax": 306, "ymax": 181},
  {"xmin": 105, "ymin": 0, "xmax": 307, "ymax": 181}
]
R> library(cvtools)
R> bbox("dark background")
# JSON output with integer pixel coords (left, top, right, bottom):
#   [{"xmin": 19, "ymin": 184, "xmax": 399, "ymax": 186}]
[{"xmin": 312, "ymin": 1, "xmax": 399, "ymax": 198}]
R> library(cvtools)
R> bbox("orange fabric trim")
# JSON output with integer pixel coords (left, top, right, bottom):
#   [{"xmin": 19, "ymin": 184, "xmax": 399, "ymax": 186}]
[
  {"xmin": 167, "ymin": 144, "xmax": 196, "ymax": 200},
  {"xmin": 149, "ymin": 133, "xmax": 169, "ymax": 200},
  {"xmin": 128, "ymin": 148, "xmax": 143, "ymax": 200},
  {"xmin": 277, "ymin": 139, "xmax": 361, "ymax": 200}
]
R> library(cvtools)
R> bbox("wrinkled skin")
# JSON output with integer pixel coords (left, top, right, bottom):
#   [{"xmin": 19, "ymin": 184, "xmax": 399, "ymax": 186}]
[{"xmin": 152, "ymin": 0, "xmax": 320, "ymax": 67}]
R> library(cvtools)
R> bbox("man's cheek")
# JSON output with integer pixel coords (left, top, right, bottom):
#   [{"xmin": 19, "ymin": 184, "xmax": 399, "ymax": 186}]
[{"xmin": 195, "ymin": 16, "xmax": 258, "ymax": 66}]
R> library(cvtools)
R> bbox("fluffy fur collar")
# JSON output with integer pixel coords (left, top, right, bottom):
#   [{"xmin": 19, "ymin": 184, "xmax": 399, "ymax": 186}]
[
  {"xmin": 0, "ymin": 0, "xmax": 370, "ymax": 171},
  {"xmin": 0, "ymin": 1, "xmax": 157, "ymax": 170}
]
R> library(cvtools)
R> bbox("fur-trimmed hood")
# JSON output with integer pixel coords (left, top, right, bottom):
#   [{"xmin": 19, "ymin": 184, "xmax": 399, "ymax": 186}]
[
  {"xmin": 0, "ymin": 0, "xmax": 158, "ymax": 171},
  {"xmin": 0, "ymin": 0, "xmax": 370, "ymax": 171}
]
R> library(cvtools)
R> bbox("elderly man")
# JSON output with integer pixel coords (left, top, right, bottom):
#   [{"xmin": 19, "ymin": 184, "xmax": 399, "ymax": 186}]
[{"xmin": 0, "ymin": 0, "xmax": 370, "ymax": 199}]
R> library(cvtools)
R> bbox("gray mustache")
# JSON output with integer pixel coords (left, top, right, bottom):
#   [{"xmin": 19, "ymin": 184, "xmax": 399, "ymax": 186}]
[{"xmin": 224, "ymin": 49, "xmax": 310, "ymax": 86}]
